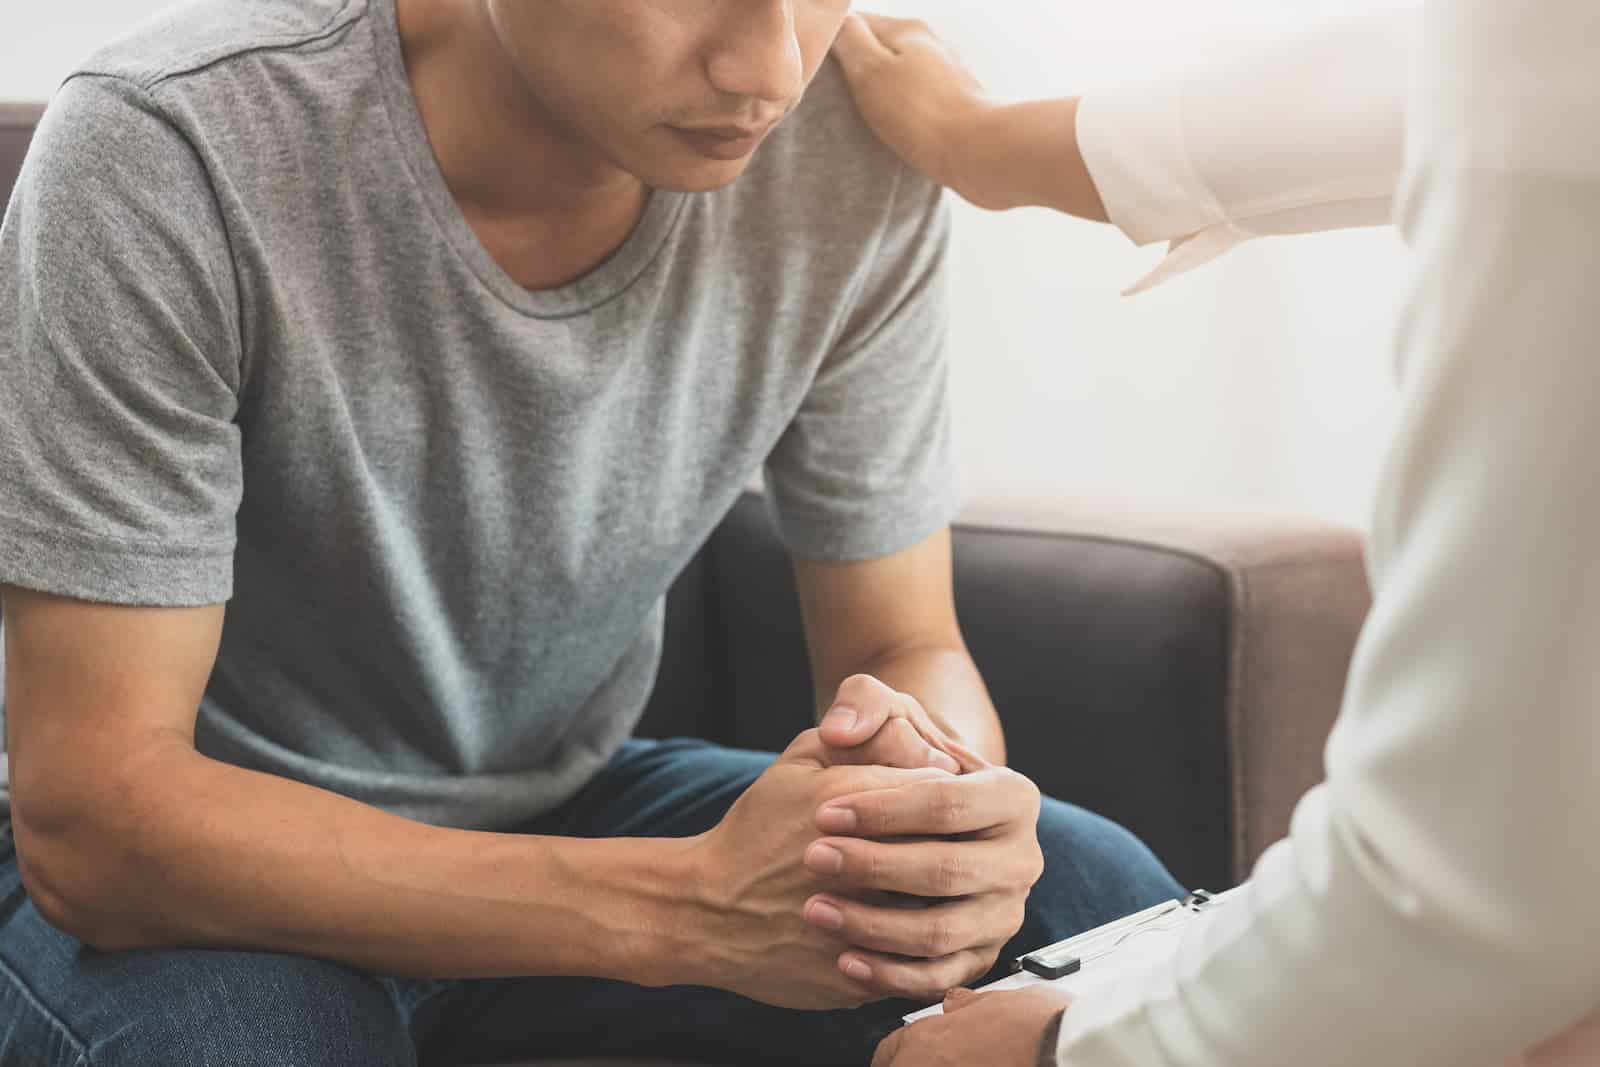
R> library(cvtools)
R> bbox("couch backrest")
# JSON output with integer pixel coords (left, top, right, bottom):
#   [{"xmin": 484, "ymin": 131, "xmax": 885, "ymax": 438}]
[{"xmin": 0, "ymin": 104, "xmax": 43, "ymax": 210}]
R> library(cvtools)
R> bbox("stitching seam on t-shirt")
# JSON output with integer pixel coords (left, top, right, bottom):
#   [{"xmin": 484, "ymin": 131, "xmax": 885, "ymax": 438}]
[
  {"xmin": 0, "ymin": 508, "xmax": 235, "ymax": 558},
  {"xmin": 73, "ymin": 0, "xmax": 366, "ymax": 93},
  {"xmin": 538, "ymin": 194, "xmax": 692, "ymax": 321}
]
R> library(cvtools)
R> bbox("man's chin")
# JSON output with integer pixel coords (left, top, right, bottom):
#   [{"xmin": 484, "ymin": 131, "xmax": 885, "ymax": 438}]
[{"xmin": 635, "ymin": 154, "xmax": 758, "ymax": 195}]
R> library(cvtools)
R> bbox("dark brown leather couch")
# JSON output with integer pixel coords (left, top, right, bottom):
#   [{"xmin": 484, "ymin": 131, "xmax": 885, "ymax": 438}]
[{"xmin": 0, "ymin": 100, "xmax": 1371, "ymax": 1067}]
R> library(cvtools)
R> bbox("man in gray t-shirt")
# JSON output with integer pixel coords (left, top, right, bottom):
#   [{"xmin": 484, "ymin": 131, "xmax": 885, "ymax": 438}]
[{"xmin": 0, "ymin": 2, "xmax": 1181, "ymax": 1064}]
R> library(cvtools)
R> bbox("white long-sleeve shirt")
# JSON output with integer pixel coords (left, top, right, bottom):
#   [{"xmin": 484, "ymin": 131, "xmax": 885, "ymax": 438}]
[
  {"xmin": 1057, "ymin": 3, "xmax": 1600, "ymax": 1066},
  {"xmin": 1077, "ymin": 9, "xmax": 1410, "ymax": 294}
]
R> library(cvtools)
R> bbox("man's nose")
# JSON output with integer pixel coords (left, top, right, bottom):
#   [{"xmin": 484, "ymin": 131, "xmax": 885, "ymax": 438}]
[{"xmin": 704, "ymin": 0, "xmax": 805, "ymax": 106}]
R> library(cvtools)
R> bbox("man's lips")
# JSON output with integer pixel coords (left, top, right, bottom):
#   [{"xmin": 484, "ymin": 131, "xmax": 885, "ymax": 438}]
[
  {"xmin": 669, "ymin": 120, "xmax": 779, "ymax": 161},
  {"xmin": 681, "ymin": 123, "xmax": 773, "ymax": 140}
]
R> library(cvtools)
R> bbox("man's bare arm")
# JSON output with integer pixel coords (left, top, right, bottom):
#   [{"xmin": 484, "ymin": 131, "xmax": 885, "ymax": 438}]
[
  {"xmin": 3, "ymin": 586, "xmax": 701, "ymax": 981},
  {"xmin": 788, "ymin": 530, "xmax": 1046, "ymax": 994},
  {"xmin": 792, "ymin": 527, "xmax": 1005, "ymax": 764},
  {"xmin": 4, "ymin": 585, "xmax": 941, "ymax": 1008}
]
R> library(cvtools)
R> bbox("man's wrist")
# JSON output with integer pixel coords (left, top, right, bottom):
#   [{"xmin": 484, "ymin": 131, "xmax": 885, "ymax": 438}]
[
  {"xmin": 1037, "ymin": 1006, "xmax": 1068, "ymax": 1067},
  {"xmin": 549, "ymin": 833, "xmax": 710, "ymax": 988}
]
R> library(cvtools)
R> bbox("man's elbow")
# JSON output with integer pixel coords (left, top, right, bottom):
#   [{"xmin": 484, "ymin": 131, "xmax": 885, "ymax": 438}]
[{"xmin": 11, "ymin": 807, "xmax": 153, "ymax": 952}]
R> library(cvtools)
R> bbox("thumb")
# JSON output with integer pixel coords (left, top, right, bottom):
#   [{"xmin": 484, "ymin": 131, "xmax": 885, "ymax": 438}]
[
  {"xmin": 818, "ymin": 700, "xmax": 891, "ymax": 748},
  {"xmin": 832, "ymin": 12, "xmax": 892, "ymax": 79}
]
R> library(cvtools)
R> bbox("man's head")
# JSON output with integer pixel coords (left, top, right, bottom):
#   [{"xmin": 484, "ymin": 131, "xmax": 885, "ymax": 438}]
[{"xmin": 483, "ymin": 0, "xmax": 852, "ymax": 193}]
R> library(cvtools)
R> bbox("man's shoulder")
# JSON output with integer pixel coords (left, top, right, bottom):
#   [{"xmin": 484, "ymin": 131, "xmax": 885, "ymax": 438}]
[
  {"xmin": 741, "ymin": 58, "xmax": 943, "ymax": 225},
  {"xmin": 73, "ymin": 0, "xmax": 366, "ymax": 93}
]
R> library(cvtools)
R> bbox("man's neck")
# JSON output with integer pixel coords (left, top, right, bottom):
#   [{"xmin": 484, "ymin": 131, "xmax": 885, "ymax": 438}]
[{"xmin": 395, "ymin": 0, "xmax": 651, "ymax": 290}]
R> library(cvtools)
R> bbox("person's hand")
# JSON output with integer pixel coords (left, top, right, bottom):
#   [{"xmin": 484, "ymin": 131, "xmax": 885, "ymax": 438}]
[
  {"xmin": 680, "ymin": 729, "xmax": 956, "ymax": 1010},
  {"xmin": 816, "ymin": 673, "xmax": 983, "ymax": 775},
  {"xmin": 873, "ymin": 986, "xmax": 1072, "ymax": 1067},
  {"xmin": 831, "ymin": 13, "xmax": 1010, "ymax": 209},
  {"xmin": 801, "ymin": 758, "xmax": 1045, "ymax": 1000}
]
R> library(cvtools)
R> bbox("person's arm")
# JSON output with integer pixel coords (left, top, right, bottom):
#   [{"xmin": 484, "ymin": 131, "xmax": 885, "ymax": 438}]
[
  {"xmin": 4, "ymin": 585, "xmax": 969, "ymax": 1006},
  {"xmin": 832, "ymin": 10, "xmax": 1410, "ymax": 292},
  {"xmin": 789, "ymin": 531, "xmax": 1046, "ymax": 998},
  {"xmin": 797, "ymin": 528, "xmax": 1003, "ymax": 766},
  {"xmin": 3, "ymin": 587, "xmax": 692, "ymax": 980},
  {"xmin": 1050, "ymin": 2, "xmax": 1600, "ymax": 1064},
  {"xmin": 829, "ymin": 14, "xmax": 1105, "ymax": 220}
]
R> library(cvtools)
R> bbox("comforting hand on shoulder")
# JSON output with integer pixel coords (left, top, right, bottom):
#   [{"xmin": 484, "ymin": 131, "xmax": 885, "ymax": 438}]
[{"xmin": 831, "ymin": 14, "xmax": 994, "ymax": 195}]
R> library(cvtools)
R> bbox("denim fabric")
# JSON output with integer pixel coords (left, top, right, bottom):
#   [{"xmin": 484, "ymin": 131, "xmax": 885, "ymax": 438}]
[{"xmin": 0, "ymin": 740, "xmax": 1183, "ymax": 1066}]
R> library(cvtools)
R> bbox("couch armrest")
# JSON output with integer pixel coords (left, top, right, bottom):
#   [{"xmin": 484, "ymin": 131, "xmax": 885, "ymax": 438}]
[
  {"xmin": 961, "ymin": 499, "xmax": 1371, "ymax": 885},
  {"xmin": 645, "ymin": 495, "xmax": 1369, "ymax": 892}
]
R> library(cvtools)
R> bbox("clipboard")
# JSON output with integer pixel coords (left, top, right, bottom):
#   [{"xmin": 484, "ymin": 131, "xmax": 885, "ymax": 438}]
[{"xmin": 903, "ymin": 887, "xmax": 1240, "ymax": 1025}]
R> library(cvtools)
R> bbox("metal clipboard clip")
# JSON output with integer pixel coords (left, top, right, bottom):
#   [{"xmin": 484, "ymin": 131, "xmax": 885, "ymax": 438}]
[{"xmin": 1014, "ymin": 890, "xmax": 1218, "ymax": 981}]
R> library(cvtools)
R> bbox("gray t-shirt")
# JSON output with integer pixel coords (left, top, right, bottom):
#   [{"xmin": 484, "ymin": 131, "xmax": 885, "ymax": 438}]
[{"xmin": 0, "ymin": 0, "xmax": 958, "ymax": 828}]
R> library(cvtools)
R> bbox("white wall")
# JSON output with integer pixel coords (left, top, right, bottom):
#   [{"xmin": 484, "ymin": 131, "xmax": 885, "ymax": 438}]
[
  {"xmin": 871, "ymin": 0, "xmax": 1409, "ymax": 528},
  {"xmin": 3, "ymin": 1, "xmax": 1408, "ymax": 528}
]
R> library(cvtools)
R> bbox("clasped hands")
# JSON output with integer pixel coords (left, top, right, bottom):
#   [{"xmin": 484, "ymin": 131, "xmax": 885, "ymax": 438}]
[{"xmin": 690, "ymin": 674, "xmax": 1044, "ymax": 1011}]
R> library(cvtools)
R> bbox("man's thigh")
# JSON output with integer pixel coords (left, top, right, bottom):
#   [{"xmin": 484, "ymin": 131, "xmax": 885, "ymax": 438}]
[
  {"xmin": 0, "ymin": 825, "xmax": 424, "ymax": 1067},
  {"xmin": 527, "ymin": 737, "xmax": 776, "ymax": 840}
]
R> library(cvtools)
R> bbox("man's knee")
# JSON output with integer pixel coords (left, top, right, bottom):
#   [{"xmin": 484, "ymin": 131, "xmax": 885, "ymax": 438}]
[{"xmin": 81, "ymin": 951, "xmax": 411, "ymax": 1067}]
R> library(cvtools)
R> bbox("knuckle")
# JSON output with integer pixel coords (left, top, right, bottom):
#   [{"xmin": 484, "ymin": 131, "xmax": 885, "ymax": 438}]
[
  {"xmin": 864, "ymin": 796, "xmax": 897, "ymax": 835},
  {"xmin": 922, "ymin": 916, "xmax": 960, "ymax": 958},
  {"xmin": 1009, "ymin": 901, "xmax": 1029, "ymax": 939},
  {"xmin": 1025, "ymin": 845, "xmax": 1046, "ymax": 887},
  {"xmin": 1005, "ymin": 767, "xmax": 1041, "ymax": 806},
  {"xmin": 840, "ymin": 674, "xmax": 885, "ymax": 703},
  {"xmin": 862, "ymin": 844, "xmax": 887, "ymax": 886},
  {"xmin": 932, "ymin": 853, "xmax": 967, "ymax": 897},
  {"xmin": 928, "ymin": 782, "xmax": 969, "ymax": 832}
]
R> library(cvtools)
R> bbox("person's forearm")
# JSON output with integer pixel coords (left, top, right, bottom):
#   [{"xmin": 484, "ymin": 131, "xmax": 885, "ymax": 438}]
[
  {"xmin": 859, "ymin": 645, "xmax": 1007, "ymax": 765},
  {"xmin": 953, "ymin": 98, "xmax": 1108, "ymax": 222},
  {"xmin": 21, "ymin": 738, "xmax": 704, "ymax": 984}
]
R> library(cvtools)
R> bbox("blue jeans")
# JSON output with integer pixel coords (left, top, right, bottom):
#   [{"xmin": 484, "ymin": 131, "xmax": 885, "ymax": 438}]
[{"xmin": 0, "ymin": 739, "xmax": 1183, "ymax": 1066}]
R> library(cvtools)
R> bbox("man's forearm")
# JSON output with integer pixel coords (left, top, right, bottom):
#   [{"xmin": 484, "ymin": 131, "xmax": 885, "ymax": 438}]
[
  {"xmin": 23, "ymin": 739, "xmax": 702, "ymax": 984},
  {"xmin": 859, "ymin": 645, "xmax": 1007, "ymax": 765}
]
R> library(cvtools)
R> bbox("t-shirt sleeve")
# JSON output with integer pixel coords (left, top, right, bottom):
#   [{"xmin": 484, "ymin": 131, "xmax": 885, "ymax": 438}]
[
  {"xmin": 764, "ymin": 167, "xmax": 960, "ymax": 562},
  {"xmin": 0, "ymin": 75, "xmax": 243, "ymax": 606}
]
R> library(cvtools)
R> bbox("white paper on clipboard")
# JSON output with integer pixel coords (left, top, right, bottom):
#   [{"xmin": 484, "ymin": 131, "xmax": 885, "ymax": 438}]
[{"xmin": 903, "ymin": 887, "xmax": 1243, "ymax": 1025}]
